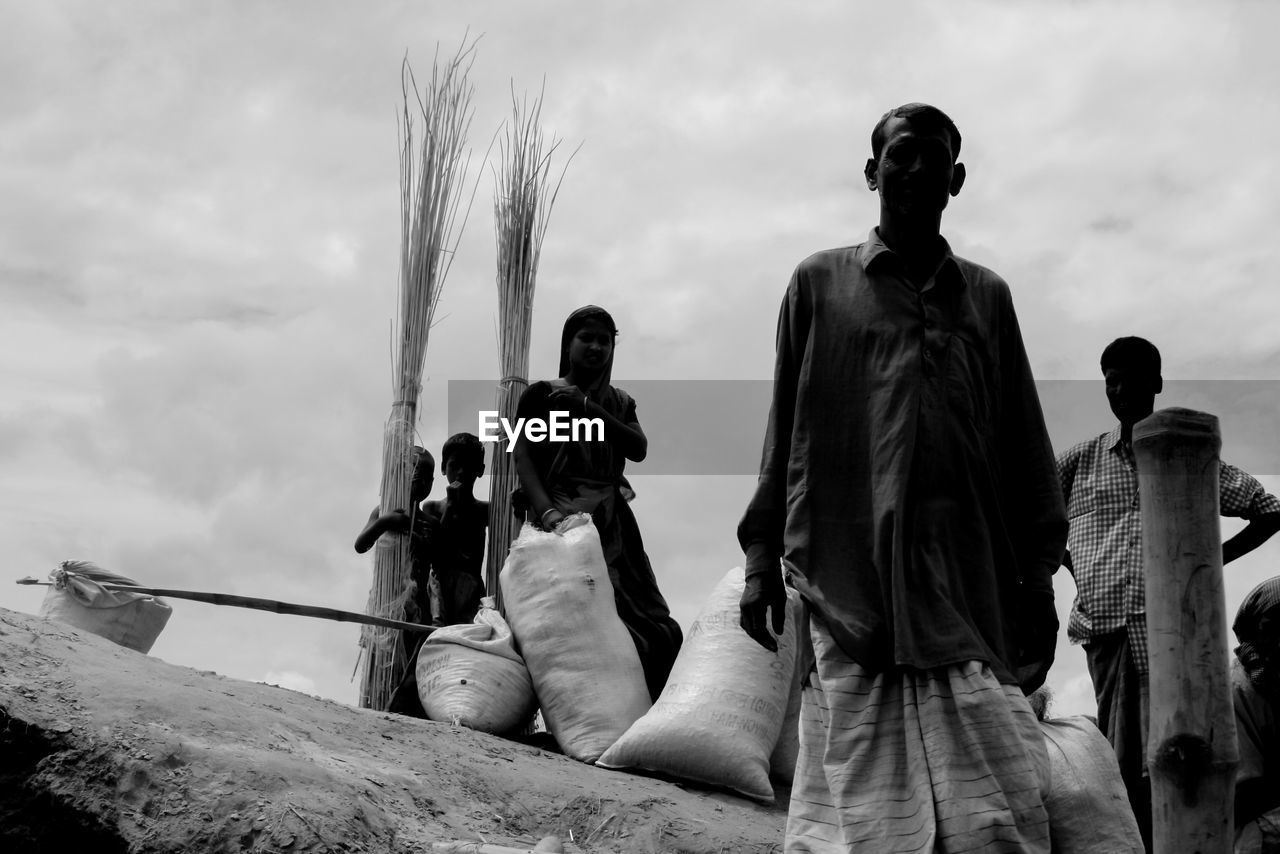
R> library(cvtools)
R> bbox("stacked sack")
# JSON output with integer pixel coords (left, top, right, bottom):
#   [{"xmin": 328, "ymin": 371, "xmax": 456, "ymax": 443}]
[
  {"xmin": 40, "ymin": 561, "xmax": 172, "ymax": 654},
  {"xmin": 597, "ymin": 566, "xmax": 802, "ymax": 802},
  {"xmin": 1040, "ymin": 715, "xmax": 1144, "ymax": 853},
  {"xmin": 500, "ymin": 516, "xmax": 651, "ymax": 763},
  {"xmin": 769, "ymin": 600, "xmax": 809, "ymax": 785},
  {"xmin": 415, "ymin": 597, "xmax": 537, "ymax": 735}
]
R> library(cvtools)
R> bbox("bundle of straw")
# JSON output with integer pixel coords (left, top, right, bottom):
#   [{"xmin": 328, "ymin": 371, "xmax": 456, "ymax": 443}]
[
  {"xmin": 485, "ymin": 85, "xmax": 576, "ymax": 610},
  {"xmin": 358, "ymin": 44, "xmax": 477, "ymax": 711}
]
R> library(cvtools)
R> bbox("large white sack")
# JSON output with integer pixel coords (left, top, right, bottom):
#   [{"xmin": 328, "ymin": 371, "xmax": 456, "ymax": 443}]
[
  {"xmin": 597, "ymin": 566, "xmax": 800, "ymax": 802},
  {"xmin": 39, "ymin": 561, "xmax": 172, "ymax": 654},
  {"xmin": 1040, "ymin": 716, "xmax": 1144, "ymax": 853},
  {"xmin": 499, "ymin": 516, "xmax": 650, "ymax": 763},
  {"xmin": 1236, "ymin": 809, "xmax": 1280, "ymax": 854},
  {"xmin": 769, "ymin": 600, "xmax": 808, "ymax": 784},
  {"xmin": 416, "ymin": 600, "xmax": 536, "ymax": 734}
]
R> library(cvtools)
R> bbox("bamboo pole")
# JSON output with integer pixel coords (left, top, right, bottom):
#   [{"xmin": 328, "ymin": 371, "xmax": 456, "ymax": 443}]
[
  {"xmin": 17, "ymin": 577, "xmax": 437, "ymax": 635},
  {"xmin": 1132, "ymin": 407, "xmax": 1238, "ymax": 853},
  {"xmin": 429, "ymin": 839, "xmax": 562, "ymax": 854},
  {"xmin": 429, "ymin": 842, "xmax": 560, "ymax": 854}
]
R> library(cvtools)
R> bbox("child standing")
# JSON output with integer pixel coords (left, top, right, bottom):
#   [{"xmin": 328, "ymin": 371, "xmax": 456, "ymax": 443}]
[
  {"xmin": 420, "ymin": 432, "xmax": 489, "ymax": 627},
  {"xmin": 356, "ymin": 438, "xmax": 490, "ymax": 718},
  {"xmin": 513, "ymin": 305, "xmax": 683, "ymax": 701},
  {"xmin": 354, "ymin": 444, "xmax": 437, "ymax": 647}
]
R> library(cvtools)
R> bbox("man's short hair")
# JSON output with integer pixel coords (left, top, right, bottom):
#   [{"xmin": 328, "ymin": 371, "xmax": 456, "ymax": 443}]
[
  {"xmin": 441, "ymin": 432, "xmax": 484, "ymax": 470},
  {"xmin": 1100, "ymin": 336, "xmax": 1162, "ymax": 378},
  {"xmin": 871, "ymin": 103, "xmax": 962, "ymax": 162}
]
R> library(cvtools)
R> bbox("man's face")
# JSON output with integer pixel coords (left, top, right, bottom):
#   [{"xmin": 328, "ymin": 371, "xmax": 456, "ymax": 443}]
[
  {"xmin": 867, "ymin": 117, "xmax": 962, "ymax": 220},
  {"xmin": 1104, "ymin": 366, "xmax": 1160, "ymax": 426}
]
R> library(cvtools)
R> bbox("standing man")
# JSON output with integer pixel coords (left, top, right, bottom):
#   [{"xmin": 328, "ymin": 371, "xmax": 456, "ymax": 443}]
[
  {"xmin": 1057, "ymin": 336, "xmax": 1280, "ymax": 851},
  {"xmin": 739, "ymin": 103, "xmax": 1067, "ymax": 853}
]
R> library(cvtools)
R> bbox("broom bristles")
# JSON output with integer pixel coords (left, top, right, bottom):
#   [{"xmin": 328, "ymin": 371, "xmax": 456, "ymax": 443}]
[
  {"xmin": 485, "ymin": 82, "xmax": 578, "ymax": 609},
  {"xmin": 358, "ymin": 38, "xmax": 478, "ymax": 712}
]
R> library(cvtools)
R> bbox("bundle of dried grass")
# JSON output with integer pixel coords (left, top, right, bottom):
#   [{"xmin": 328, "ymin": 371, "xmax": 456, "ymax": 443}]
[
  {"xmin": 485, "ymin": 84, "xmax": 576, "ymax": 609},
  {"xmin": 358, "ymin": 43, "xmax": 477, "ymax": 711}
]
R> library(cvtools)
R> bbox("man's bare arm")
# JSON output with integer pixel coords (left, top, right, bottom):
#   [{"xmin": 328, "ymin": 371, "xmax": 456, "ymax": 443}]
[{"xmin": 1224, "ymin": 512, "xmax": 1280, "ymax": 565}]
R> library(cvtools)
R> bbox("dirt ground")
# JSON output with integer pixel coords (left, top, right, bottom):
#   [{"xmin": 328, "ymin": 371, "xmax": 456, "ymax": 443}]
[{"xmin": 0, "ymin": 607, "xmax": 787, "ymax": 853}]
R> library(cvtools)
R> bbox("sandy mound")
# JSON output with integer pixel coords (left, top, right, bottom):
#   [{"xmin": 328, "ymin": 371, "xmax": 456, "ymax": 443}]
[{"xmin": 0, "ymin": 607, "xmax": 785, "ymax": 853}]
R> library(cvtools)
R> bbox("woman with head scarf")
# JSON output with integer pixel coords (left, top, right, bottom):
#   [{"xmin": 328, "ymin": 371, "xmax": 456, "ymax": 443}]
[
  {"xmin": 513, "ymin": 306, "xmax": 683, "ymax": 700},
  {"xmin": 1232, "ymin": 575, "xmax": 1280, "ymax": 851}
]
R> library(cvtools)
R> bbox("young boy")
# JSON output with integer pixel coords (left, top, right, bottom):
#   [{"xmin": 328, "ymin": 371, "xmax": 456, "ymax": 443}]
[
  {"xmin": 370, "ymin": 435, "xmax": 487, "ymax": 719},
  {"xmin": 420, "ymin": 432, "xmax": 489, "ymax": 627},
  {"xmin": 354, "ymin": 444, "xmax": 437, "ymax": 644}
]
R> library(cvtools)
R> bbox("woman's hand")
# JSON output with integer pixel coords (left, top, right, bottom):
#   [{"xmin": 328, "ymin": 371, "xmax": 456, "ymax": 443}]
[
  {"xmin": 547, "ymin": 384, "xmax": 588, "ymax": 415},
  {"xmin": 539, "ymin": 507, "xmax": 566, "ymax": 532}
]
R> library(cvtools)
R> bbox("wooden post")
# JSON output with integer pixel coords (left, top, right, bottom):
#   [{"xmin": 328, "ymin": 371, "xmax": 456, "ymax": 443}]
[{"xmin": 1132, "ymin": 407, "xmax": 1238, "ymax": 853}]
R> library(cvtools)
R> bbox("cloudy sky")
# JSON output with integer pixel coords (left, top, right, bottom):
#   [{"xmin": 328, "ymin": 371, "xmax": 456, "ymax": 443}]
[{"xmin": 4, "ymin": 1, "xmax": 1279, "ymax": 719}]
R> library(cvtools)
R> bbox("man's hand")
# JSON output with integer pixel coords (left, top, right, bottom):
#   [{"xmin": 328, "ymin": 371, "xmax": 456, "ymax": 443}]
[
  {"xmin": 1016, "ymin": 588, "xmax": 1059, "ymax": 694},
  {"xmin": 740, "ymin": 545, "xmax": 786, "ymax": 652}
]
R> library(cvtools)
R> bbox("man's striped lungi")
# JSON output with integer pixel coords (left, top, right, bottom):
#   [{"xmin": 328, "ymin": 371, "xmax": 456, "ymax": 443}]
[{"xmin": 785, "ymin": 615, "xmax": 1051, "ymax": 853}]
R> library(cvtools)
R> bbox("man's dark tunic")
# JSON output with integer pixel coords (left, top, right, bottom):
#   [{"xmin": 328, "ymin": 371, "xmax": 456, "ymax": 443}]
[{"xmin": 738, "ymin": 230, "xmax": 1066, "ymax": 684}]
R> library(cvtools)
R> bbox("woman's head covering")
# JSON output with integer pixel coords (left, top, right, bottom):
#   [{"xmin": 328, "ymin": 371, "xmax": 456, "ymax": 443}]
[
  {"xmin": 1234, "ymin": 575, "xmax": 1280, "ymax": 702},
  {"xmin": 558, "ymin": 305, "xmax": 618, "ymax": 386}
]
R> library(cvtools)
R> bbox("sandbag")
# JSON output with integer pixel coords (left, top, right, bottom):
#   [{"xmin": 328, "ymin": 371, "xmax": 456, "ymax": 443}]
[
  {"xmin": 39, "ymin": 561, "xmax": 172, "ymax": 654},
  {"xmin": 416, "ymin": 599, "xmax": 536, "ymax": 734},
  {"xmin": 597, "ymin": 566, "xmax": 800, "ymax": 802},
  {"xmin": 769, "ymin": 600, "xmax": 808, "ymax": 783},
  {"xmin": 499, "ymin": 516, "xmax": 650, "ymax": 763},
  {"xmin": 1040, "ymin": 716, "xmax": 1144, "ymax": 853},
  {"xmin": 1237, "ymin": 808, "xmax": 1280, "ymax": 854}
]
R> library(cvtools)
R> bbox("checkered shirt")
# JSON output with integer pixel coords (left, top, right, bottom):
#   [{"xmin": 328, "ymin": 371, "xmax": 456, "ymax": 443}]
[{"xmin": 1058, "ymin": 425, "xmax": 1280, "ymax": 674}]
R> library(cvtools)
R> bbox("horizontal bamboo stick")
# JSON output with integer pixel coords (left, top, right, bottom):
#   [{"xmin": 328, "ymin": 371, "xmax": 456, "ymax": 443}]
[
  {"xmin": 429, "ymin": 841, "xmax": 561, "ymax": 853},
  {"xmin": 16, "ymin": 577, "xmax": 436, "ymax": 635}
]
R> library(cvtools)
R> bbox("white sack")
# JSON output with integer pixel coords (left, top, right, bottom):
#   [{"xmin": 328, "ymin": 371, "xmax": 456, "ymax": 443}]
[
  {"xmin": 499, "ymin": 516, "xmax": 650, "ymax": 763},
  {"xmin": 39, "ymin": 561, "xmax": 172, "ymax": 654},
  {"xmin": 416, "ymin": 600, "xmax": 536, "ymax": 734},
  {"xmin": 1040, "ymin": 715, "xmax": 1144, "ymax": 853},
  {"xmin": 597, "ymin": 566, "xmax": 800, "ymax": 802},
  {"xmin": 769, "ymin": 600, "xmax": 808, "ymax": 783}
]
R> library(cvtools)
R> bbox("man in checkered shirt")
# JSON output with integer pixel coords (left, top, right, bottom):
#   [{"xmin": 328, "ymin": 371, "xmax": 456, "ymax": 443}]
[{"xmin": 1058, "ymin": 336, "xmax": 1280, "ymax": 852}]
